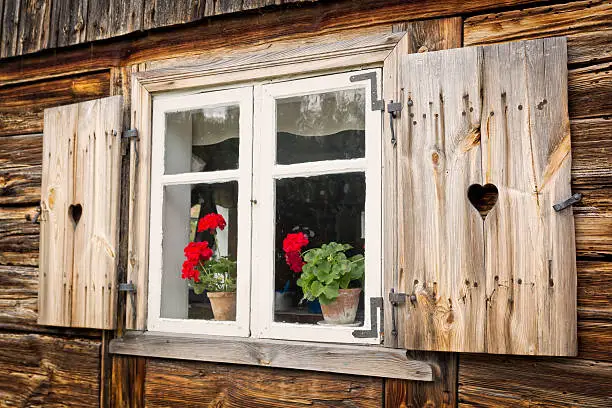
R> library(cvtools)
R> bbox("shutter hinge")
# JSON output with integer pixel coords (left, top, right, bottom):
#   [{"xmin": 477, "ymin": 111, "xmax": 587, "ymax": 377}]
[
  {"xmin": 349, "ymin": 72, "xmax": 384, "ymax": 111},
  {"xmin": 352, "ymin": 297, "xmax": 384, "ymax": 342},
  {"xmin": 119, "ymin": 281, "xmax": 137, "ymax": 310},
  {"xmin": 122, "ymin": 129, "xmax": 139, "ymax": 139},
  {"xmin": 387, "ymin": 101, "xmax": 402, "ymax": 146},
  {"xmin": 553, "ymin": 193, "xmax": 582, "ymax": 212}
]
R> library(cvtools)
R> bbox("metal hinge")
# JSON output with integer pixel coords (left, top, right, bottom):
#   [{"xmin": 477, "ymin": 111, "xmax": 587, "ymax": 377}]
[
  {"xmin": 349, "ymin": 72, "xmax": 384, "ymax": 111},
  {"xmin": 122, "ymin": 129, "xmax": 139, "ymax": 139},
  {"xmin": 119, "ymin": 281, "xmax": 137, "ymax": 309},
  {"xmin": 352, "ymin": 297, "xmax": 384, "ymax": 341},
  {"xmin": 553, "ymin": 193, "xmax": 583, "ymax": 212}
]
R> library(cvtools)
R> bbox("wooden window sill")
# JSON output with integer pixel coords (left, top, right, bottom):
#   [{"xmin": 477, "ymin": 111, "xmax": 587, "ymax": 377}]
[{"xmin": 109, "ymin": 331, "xmax": 433, "ymax": 381}]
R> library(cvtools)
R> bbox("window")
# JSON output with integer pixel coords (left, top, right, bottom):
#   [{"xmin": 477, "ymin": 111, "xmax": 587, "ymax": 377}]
[{"xmin": 147, "ymin": 70, "xmax": 381, "ymax": 343}]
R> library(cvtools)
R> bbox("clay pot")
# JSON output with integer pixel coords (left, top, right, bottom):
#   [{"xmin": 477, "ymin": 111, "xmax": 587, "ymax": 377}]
[
  {"xmin": 206, "ymin": 291, "xmax": 236, "ymax": 321},
  {"xmin": 320, "ymin": 288, "xmax": 361, "ymax": 324}
]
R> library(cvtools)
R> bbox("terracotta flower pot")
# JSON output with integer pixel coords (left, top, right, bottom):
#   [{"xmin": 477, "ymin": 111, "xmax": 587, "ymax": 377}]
[
  {"xmin": 320, "ymin": 288, "xmax": 361, "ymax": 324},
  {"xmin": 206, "ymin": 291, "xmax": 236, "ymax": 321}
]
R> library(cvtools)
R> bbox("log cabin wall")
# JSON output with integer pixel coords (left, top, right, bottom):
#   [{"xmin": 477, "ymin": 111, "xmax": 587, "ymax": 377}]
[{"xmin": 0, "ymin": 0, "xmax": 609, "ymax": 406}]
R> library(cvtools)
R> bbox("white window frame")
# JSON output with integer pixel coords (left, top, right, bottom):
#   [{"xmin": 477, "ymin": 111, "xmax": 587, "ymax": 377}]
[
  {"xmin": 251, "ymin": 69, "xmax": 383, "ymax": 344},
  {"xmin": 147, "ymin": 86, "xmax": 253, "ymax": 336}
]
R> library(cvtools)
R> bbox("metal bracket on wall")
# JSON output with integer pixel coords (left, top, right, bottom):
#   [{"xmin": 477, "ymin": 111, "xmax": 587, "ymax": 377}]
[
  {"xmin": 553, "ymin": 193, "xmax": 583, "ymax": 212},
  {"xmin": 352, "ymin": 297, "xmax": 384, "ymax": 341},
  {"xmin": 387, "ymin": 101, "xmax": 402, "ymax": 146},
  {"xmin": 349, "ymin": 72, "xmax": 384, "ymax": 111},
  {"xmin": 119, "ymin": 281, "xmax": 137, "ymax": 311}
]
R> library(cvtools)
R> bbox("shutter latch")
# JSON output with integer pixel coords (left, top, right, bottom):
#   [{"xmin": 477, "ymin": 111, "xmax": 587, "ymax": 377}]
[
  {"xmin": 553, "ymin": 193, "xmax": 582, "ymax": 212},
  {"xmin": 122, "ymin": 129, "xmax": 139, "ymax": 139},
  {"xmin": 388, "ymin": 289, "xmax": 416, "ymax": 338},
  {"xmin": 387, "ymin": 101, "xmax": 402, "ymax": 146},
  {"xmin": 119, "ymin": 281, "xmax": 137, "ymax": 309}
]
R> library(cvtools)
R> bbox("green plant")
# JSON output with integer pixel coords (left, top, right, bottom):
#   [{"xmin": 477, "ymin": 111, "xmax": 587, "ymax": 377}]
[
  {"xmin": 190, "ymin": 257, "xmax": 237, "ymax": 294},
  {"xmin": 296, "ymin": 242, "xmax": 364, "ymax": 305}
]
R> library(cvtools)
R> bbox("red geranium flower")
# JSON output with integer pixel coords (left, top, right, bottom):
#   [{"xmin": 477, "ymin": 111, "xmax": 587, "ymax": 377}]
[
  {"xmin": 181, "ymin": 259, "xmax": 200, "ymax": 282},
  {"xmin": 183, "ymin": 241, "xmax": 213, "ymax": 262},
  {"xmin": 285, "ymin": 251, "xmax": 304, "ymax": 273},
  {"xmin": 197, "ymin": 213, "xmax": 227, "ymax": 233},
  {"xmin": 282, "ymin": 232, "xmax": 309, "ymax": 253}
]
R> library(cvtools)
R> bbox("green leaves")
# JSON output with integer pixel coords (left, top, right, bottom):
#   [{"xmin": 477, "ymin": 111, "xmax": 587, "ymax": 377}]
[
  {"xmin": 189, "ymin": 256, "xmax": 237, "ymax": 294},
  {"xmin": 297, "ymin": 242, "xmax": 364, "ymax": 304}
]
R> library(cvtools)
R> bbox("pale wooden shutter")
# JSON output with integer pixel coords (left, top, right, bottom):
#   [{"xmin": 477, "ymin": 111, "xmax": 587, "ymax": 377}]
[
  {"xmin": 38, "ymin": 96, "xmax": 123, "ymax": 329},
  {"xmin": 383, "ymin": 37, "xmax": 577, "ymax": 356}
]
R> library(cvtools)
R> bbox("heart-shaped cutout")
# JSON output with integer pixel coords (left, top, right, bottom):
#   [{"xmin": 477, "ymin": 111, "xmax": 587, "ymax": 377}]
[
  {"xmin": 467, "ymin": 183, "xmax": 498, "ymax": 219},
  {"xmin": 68, "ymin": 203, "xmax": 82, "ymax": 225}
]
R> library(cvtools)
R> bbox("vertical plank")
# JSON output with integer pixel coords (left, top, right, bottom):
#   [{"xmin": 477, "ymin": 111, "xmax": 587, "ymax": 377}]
[
  {"xmin": 87, "ymin": 0, "xmax": 144, "ymax": 41},
  {"xmin": 386, "ymin": 352, "xmax": 458, "ymax": 408},
  {"xmin": 16, "ymin": 0, "xmax": 52, "ymax": 55},
  {"xmin": 71, "ymin": 96, "xmax": 123, "ymax": 329},
  {"xmin": 481, "ymin": 37, "xmax": 576, "ymax": 355},
  {"xmin": 50, "ymin": 0, "xmax": 88, "ymax": 47},
  {"xmin": 38, "ymin": 103, "xmax": 78, "ymax": 327},
  {"xmin": 111, "ymin": 355, "xmax": 146, "ymax": 408},
  {"xmin": 1, "ymin": 0, "xmax": 20, "ymax": 57},
  {"xmin": 383, "ymin": 17, "xmax": 463, "ymax": 350},
  {"xmin": 143, "ymin": 0, "xmax": 206, "ymax": 30}
]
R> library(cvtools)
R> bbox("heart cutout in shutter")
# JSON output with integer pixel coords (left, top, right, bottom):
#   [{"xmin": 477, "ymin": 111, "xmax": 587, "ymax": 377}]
[
  {"xmin": 467, "ymin": 184, "xmax": 499, "ymax": 219},
  {"xmin": 68, "ymin": 204, "xmax": 82, "ymax": 225}
]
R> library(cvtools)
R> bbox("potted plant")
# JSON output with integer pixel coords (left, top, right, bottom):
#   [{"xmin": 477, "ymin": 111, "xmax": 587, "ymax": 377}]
[
  {"xmin": 283, "ymin": 233, "xmax": 365, "ymax": 325},
  {"xmin": 181, "ymin": 213, "xmax": 237, "ymax": 321}
]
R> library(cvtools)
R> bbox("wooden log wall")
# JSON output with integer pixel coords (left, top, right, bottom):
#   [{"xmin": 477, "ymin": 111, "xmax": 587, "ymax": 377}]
[{"xmin": 0, "ymin": 0, "xmax": 610, "ymax": 406}]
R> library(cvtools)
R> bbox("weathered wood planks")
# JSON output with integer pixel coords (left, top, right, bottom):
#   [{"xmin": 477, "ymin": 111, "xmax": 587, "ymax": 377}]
[
  {"xmin": 0, "ymin": 332, "xmax": 101, "ymax": 406},
  {"xmin": 464, "ymin": 0, "xmax": 612, "ymax": 66},
  {"xmin": 0, "ymin": 71, "xmax": 111, "ymax": 137},
  {"xmin": 145, "ymin": 358, "xmax": 383, "ymax": 407},
  {"xmin": 38, "ymin": 96, "xmax": 123, "ymax": 329},
  {"xmin": 393, "ymin": 38, "xmax": 576, "ymax": 355},
  {"xmin": 110, "ymin": 332, "xmax": 433, "ymax": 381},
  {"xmin": 458, "ymin": 354, "xmax": 612, "ymax": 407}
]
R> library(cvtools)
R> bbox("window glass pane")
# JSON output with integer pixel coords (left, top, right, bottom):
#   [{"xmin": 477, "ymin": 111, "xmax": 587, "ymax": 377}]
[
  {"xmin": 164, "ymin": 105, "xmax": 240, "ymax": 174},
  {"xmin": 161, "ymin": 181, "xmax": 239, "ymax": 321},
  {"xmin": 274, "ymin": 173, "xmax": 366, "ymax": 326},
  {"xmin": 276, "ymin": 88, "xmax": 365, "ymax": 165}
]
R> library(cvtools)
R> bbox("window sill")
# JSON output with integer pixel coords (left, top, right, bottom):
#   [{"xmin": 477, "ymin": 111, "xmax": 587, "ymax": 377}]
[{"xmin": 109, "ymin": 331, "xmax": 433, "ymax": 381}]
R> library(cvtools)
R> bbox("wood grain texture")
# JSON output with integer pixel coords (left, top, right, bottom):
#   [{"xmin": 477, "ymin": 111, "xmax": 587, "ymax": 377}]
[
  {"xmin": 0, "ymin": 332, "xmax": 101, "ymax": 407},
  {"xmin": 87, "ymin": 0, "xmax": 144, "ymax": 41},
  {"xmin": 568, "ymin": 61, "xmax": 612, "ymax": 119},
  {"xmin": 577, "ymin": 260, "xmax": 612, "ymax": 321},
  {"xmin": 0, "ymin": 71, "xmax": 111, "ymax": 137},
  {"xmin": 0, "ymin": 0, "xmax": 544, "ymax": 85},
  {"xmin": 111, "ymin": 355, "xmax": 146, "ymax": 408},
  {"xmin": 14, "ymin": 0, "xmax": 52, "ymax": 56},
  {"xmin": 145, "ymin": 358, "xmax": 383, "ymax": 407},
  {"xmin": 1, "ymin": 0, "xmax": 20, "ymax": 58},
  {"xmin": 385, "ymin": 352, "xmax": 458, "ymax": 408},
  {"xmin": 0, "ymin": 134, "xmax": 42, "ymax": 207},
  {"xmin": 38, "ymin": 96, "xmax": 123, "ymax": 329},
  {"xmin": 50, "ymin": 0, "xmax": 88, "ymax": 48},
  {"xmin": 464, "ymin": 0, "xmax": 612, "ymax": 66},
  {"xmin": 395, "ymin": 38, "xmax": 576, "ymax": 355},
  {"xmin": 458, "ymin": 354, "xmax": 612, "ymax": 407},
  {"xmin": 110, "ymin": 332, "xmax": 433, "ymax": 381}
]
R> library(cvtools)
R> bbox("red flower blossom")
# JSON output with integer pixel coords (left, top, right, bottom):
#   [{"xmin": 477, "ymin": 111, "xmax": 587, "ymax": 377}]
[
  {"xmin": 285, "ymin": 251, "xmax": 304, "ymax": 273},
  {"xmin": 282, "ymin": 232, "xmax": 309, "ymax": 253},
  {"xmin": 184, "ymin": 241, "xmax": 213, "ymax": 262},
  {"xmin": 181, "ymin": 241, "xmax": 213, "ymax": 282},
  {"xmin": 197, "ymin": 213, "xmax": 227, "ymax": 233}
]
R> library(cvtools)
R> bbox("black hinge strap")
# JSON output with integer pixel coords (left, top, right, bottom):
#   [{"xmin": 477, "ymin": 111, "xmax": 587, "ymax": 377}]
[{"xmin": 352, "ymin": 297, "xmax": 384, "ymax": 340}]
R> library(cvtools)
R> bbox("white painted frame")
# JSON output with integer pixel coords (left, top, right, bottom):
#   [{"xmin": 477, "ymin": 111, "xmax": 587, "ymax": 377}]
[
  {"xmin": 148, "ymin": 87, "xmax": 253, "ymax": 336},
  {"xmin": 251, "ymin": 69, "xmax": 383, "ymax": 344}
]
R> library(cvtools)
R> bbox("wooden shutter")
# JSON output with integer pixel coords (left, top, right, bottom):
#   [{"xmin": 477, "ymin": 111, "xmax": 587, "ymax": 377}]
[
  {"xmin": 38, "ymin": 96, "xmax": 123, "ymax": 329},
  {"xmin": 383, "ymin": 37, "xmax": 577, "ymax": 356}
]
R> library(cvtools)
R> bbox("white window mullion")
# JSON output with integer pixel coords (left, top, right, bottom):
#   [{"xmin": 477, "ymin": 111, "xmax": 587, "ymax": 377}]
[
  {"xmin": 161, "ymin": 169, "xmax": 241, "ymax": 186},
  {"xmin": 272, "ymin": 158, "xmax": 367, "ymax": 179}
]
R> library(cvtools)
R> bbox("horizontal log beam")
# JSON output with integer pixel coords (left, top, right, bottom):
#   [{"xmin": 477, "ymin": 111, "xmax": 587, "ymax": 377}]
[
  {"xmin": 0, "ymin": 332, "xmax": 101, "ymax": 406},
  {"xmin": 110, "ymin": 331, "xmax": 434, "ymax": 381},
  {"xmin": 145, "ymin": 357, "xmax": 383, "ymax": 407}
]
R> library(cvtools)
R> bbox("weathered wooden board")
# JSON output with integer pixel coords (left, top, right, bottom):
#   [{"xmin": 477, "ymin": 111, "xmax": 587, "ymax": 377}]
[
  {"xmin": 0, "ymin": 71, "xmax": 111, "ymax": 137},
  {"xmin": 87, "ymin": 0, "xmax": 144, "ymax": 41},
  {"xmin": 458, "ymin": 354, "xmax": 612, "ymax": 407},
  {"xmin": 568, "ymin": 61, "xmax": 612, "ymax": 120},
  {"xmin": 385, "ymin": 351, "xmax": 458, "ymax": 408},
  {"xmin": 111, "ymin": 355, "xmax": 146, "ymax": 408},
  {"xmin": 0, "ymin": 134, "xmax": 42, "ymax": 207},
  {"xmin": 392, "ymin": 38, "xmax": 576, "ymax": 355},
  {"xmin": 50, "ymin": 0, "xmax": 88, "ymax": 48},
  {"xmin": 0, "ymin": 332, "xmax": 101, "ymax": 406},
  {"xmin": 0, "ymin": 0, "xmax": 544, "ymax": 84},
  {"xmin": 464, "ymin": 0, "xmax": 612, "ymax": 66},
  {"xmin": 145, "ymin": 358, "xmax": 383, "ymax": 407},
  {"xmin": 38, "ymin": 96, "xmax": 123, "ymax": 329},
  {"xmin": 110, "ymin": 332, "xmax": 433, "ymax": 381}
]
